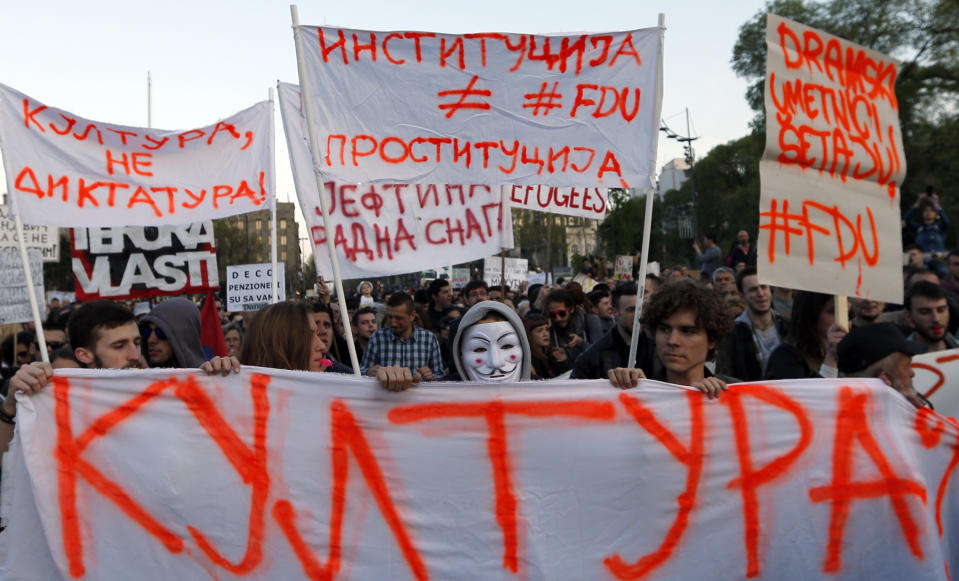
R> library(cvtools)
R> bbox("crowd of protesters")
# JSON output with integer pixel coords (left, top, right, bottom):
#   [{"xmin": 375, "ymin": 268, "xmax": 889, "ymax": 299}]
[{"xmin": 1, "ymin": 223, "xmax": 954, "ymax": 461}]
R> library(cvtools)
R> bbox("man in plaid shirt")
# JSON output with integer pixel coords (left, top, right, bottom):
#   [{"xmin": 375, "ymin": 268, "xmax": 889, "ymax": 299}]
[{"xmin": 361, "ymin": 292, "xmax": 447, "ymax": 380}]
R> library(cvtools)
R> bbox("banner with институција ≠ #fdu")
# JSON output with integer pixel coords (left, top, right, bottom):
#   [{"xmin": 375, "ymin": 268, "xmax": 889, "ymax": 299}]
[
  {"xmin": 0, "ymin": 83, "xmax": 274, "ymax": 228},
  {"xmin": 293, "ymin": 26, "xmax": 661, "ymax": 191}
]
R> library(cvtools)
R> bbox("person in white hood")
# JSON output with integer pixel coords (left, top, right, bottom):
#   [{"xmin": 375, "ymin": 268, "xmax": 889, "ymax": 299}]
[{"xmin": 452, "ymin": 300, "xmax": 531, "ymax": 382}]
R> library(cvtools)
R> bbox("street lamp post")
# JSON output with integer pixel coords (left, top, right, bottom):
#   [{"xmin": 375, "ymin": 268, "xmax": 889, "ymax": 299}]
[{"xmin": 660, "ymin": 107, "xmax": 700, "ymax": 241}]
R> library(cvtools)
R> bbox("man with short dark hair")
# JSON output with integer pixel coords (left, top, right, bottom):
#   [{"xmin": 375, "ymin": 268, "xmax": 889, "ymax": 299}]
[
  {"xmin": 838, "ymin": 323, "xmax": 930, "ymax": 409},
  {"xmin": 849, "ymin": 297, "xmax": 885, "ymax": 328},
  {"xmin": 361, "ymin": 292, "xmax": 446, "ymax": 380},
  {"xmin": 941, "ymin": 249, "xmax": 959, "ymax": 300},
  {"xmin": 2, "ymin": 300, "xmax": 237, "ymax": 460},
  {"xmin": 427, "ymin": 278, "xmax": 453, "ymax": 329},
  {"xmin": 572, "ymin": 284, "xmax": 660, "ymax": 380},
  {"xmin": 351, "ymin": 307, "xmax": 378, "ymax": 362},
  {"xmin": 587, "ymin": 287, "xmax": 615, "ymax": 337},
  {"xmin": 905, "ymin": 281, "xmax": 959, "ymax": 352},
  {"xmin": 461, "ymin": 280, "xmax": 489, "ymax": 307},
  {"xmin": 693, "ymin": 232, "xmax": 722, "ymax": 278},
  {"xmin": 37, "ymin": 323, "xmax": 68, "ymax": 361},
  {"xmin": 609, "ymin": 280, "xmax": 735, "ymax": 397},
  {"xmin": 3, "ymin": 301, "xmax": 146, "ymax": 457},
  {"xmin": 716, "ymin": 267, "xmax": 786, "ymax": 381}
]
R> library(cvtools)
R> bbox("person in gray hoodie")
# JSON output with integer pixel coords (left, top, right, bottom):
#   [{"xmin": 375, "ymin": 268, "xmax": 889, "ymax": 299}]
[
  {"xmin": 139, "ymin": 298, "xmax": 209, "ymax": 368},
  {"xmin": 452, "ymin": 300, "xmax": 531, "ymax": 382}
]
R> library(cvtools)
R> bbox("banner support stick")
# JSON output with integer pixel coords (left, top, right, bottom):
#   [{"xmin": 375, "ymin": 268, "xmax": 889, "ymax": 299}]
[
  {"xmin": 268, "ymin": 87, "xmax": 279, "ymax": 304},
  {"xmin": 14, "ymin": 214, "xmax": 47, "ymax": 363},
  {"xmin": 835, "ymin": 295, "xmax": 849, "ymax": 331},
  {"xmin": 500, "ymin": 249, "xmax": 506, "ymax": 293},
  {"xmin": 290, "ymin": 5, "xmax": 361, "ymax": 375},
  {"xmin": 627, "ymin": 13, "xmax": 666, "ymax": 370}
]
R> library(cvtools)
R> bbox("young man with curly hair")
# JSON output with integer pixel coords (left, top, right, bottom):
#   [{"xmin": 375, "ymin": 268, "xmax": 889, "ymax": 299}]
[{"xmin": 608, "ymin": 279, "xmax": 736, "ymax": 398}]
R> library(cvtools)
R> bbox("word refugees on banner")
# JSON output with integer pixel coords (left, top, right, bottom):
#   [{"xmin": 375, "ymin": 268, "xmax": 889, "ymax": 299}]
[
  {"xmin": 277, "ymin": 82, "xmax": 513, "ymax": 280},
  {"xmin": 295, "ymin": 26, "xmax": 661, "ymax": 189},
  {"xmin": 0, "ymin": 83, "xmax": 273, "ymax": 227},
  {"xmin": 71, "ymin": 222, "xmax": 218, "ymax": 300},
  {"xmin": 2, "ymin": 372, "xmax": 956, "ymax": 580},
  {"xmin": 758, "ymin": 15, "xmax": 906, "ymax": 303},
  {"xmin": 507, "ymin": 184, "xmax": 608, "ymax": 219}
]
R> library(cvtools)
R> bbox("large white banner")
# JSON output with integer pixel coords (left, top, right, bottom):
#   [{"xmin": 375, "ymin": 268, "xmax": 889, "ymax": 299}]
[
  {"xmin": 759, "ymin": 15, "xmax": 905, "ymax": 304},
  {"xmin": 1, "ymin": 371, "xmax": 957, "ymax": 580},
  {"xmin": 913, "ymin": 347, "xmax": 959, "ymax": 419},
  {"xmin": 294, "ymin": 26, "xmax": 662, "ymax": 190},
  {"xmin": 277, "ymin": 82, "xmax": 513, "ymax": 279},
  {"xmin": 0, "ymin": 83, "xmax": 274, "ymax": 227}
]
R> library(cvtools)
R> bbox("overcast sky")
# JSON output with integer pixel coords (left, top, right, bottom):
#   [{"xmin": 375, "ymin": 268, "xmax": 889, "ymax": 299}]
[{"xmin": 0, "ymin": 0, "xmax": 770, "ymax": 255}]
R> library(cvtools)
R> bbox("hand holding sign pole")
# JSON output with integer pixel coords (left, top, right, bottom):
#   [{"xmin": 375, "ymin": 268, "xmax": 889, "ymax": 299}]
[
  {"xmin": 628, "ymin": 13, "xmax": 666, "ymax": 371},
  {"xmin": 290, "ymin": 4, "xmax": 361, "ymax": 375}
]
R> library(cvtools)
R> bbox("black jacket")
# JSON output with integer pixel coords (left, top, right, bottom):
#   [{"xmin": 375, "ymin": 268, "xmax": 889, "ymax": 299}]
[
  {"xmin": 571, "ymin": 326, "xmax": 661, "ymax": 380},
  {"xmin": 716, "ymin": 313, "xmax": 789, "ymax": 382}
]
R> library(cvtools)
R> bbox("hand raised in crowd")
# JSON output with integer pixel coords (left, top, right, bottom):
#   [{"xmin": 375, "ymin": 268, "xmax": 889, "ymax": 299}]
[
  {"xmin": 377, "ymin": 365, "xmax": 417, "ymax": 392},
  {"xmin": 608, "ymin": 367, "xmax": 646, "ymax": 389},
  {"xmin": 822, "ymin": 323, "xmax": 848, "ymax": 369},
  {"xmin": 565, "ymin": 333, "xmax": 584, "ymax": 349},
  {"xmin": 415, "ymin": 366, "xmax": 434, "ymax": 381},
  {"xmin": 690, "ymin": 377, "xmax": 727, "ymax": 400},
  {"xmin": 552, "ymin": 347, "xmax": 568, "ymax": 363},
  {"xmin": 200, "ymin": 356, "xmax": 241, "ymax": 376}
]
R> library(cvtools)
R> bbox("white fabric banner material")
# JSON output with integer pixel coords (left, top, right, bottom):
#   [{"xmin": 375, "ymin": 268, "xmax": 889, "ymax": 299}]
[
  {"xmin": 293, "ymin": 26, "xmax": 661, "ymax": 190},
  {"xmin": 913, "ymin": 347, "xmax": 959, "ymax": 419},
  {"xmin": 1, "ymin": 371, "xmax": 957, "ymax": 580},
  {"xmin": 758, "ymin": 15, "xmax": 905, "ymax": 303},
  {"xmin": 0, "ymin": 83, "xmax": 274, "ymax": 227},
  {"xmin": 506, "ymin": 184, "xmax": 609, "ymax": 219},
  {"xmin": 277, "ymin": 82, "xmax": 513, "ymax": 279}
]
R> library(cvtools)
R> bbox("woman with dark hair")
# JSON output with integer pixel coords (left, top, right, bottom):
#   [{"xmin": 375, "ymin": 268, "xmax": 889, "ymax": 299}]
[
  {"xmin": 524, "ymin": 315, "xmax": 570, "ymax": 380},
  {"xmin": 240, "ymin": 302, "xmax": 350, "ymax": 373},
  {"xmin": 764, "ymin": 291, "xmax": 847, "ymax": 379}
]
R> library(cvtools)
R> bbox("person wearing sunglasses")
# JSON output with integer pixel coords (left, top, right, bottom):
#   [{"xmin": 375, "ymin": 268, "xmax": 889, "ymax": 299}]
[
  {"xmin": 543, "ymin": 288, "xmax": 590, "ymax": 363},
  {"xmin": 36, "ymin": 323, "xmax": 68, "ymax": 361},
  {"xmin": 138, "ymin": 298, "xmax": 209, "ymax": 369}
]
